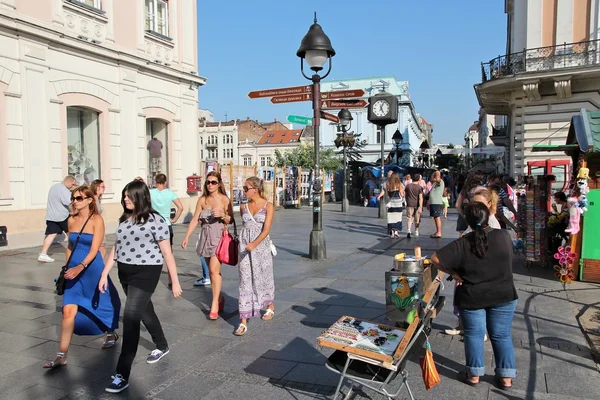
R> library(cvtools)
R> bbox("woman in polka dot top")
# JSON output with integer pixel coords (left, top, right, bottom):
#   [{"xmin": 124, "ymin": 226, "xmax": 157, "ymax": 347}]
[{"xmin": 98, "ymin": 180, "xmax": 182, "ymax": 394}]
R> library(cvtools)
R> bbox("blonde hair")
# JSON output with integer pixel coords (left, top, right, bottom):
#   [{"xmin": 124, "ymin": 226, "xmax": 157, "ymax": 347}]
[
  {"xmin": 245, "ymin": 176, "xmax": 267, "ymax": 200},
  {"xmin": 469, "ymin": 186, "xmax": 498, "ymax": 215}
]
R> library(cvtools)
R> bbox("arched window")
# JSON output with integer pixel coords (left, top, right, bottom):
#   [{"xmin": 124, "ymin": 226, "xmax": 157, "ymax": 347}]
[
  {"xmin": 146, "ymin": 119, "xmax": 169, "ymax": 186},
  {"xmin": 225, "ymin": 134, "xmax": 233, "ymax": 144},
  {"xmin": 209, "ymin": 135, "xmax": 217, "ymax": 145},
  {"xmin": 67, "ymin": 107, "xmax": 100, "ymax": 184}
]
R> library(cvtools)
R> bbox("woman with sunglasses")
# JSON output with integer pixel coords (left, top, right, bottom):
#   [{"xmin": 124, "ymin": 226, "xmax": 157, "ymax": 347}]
[
  {"xmin": 234, "ymin": 177, "xmax": 275, "ymax": 336},
  {"xmin": 99, "ymin": 180, "xmax": 182, "ymax": 393},
  {"xmin": 182, "ymin": 171, "xmax": 234, "ymax": 320},
  {"xmin": 43, "ymin": 185, "xmax": 120, "ymax": 369}
]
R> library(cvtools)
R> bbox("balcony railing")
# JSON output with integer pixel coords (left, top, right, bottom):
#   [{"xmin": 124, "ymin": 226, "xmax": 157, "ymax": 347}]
[{"xmin": 481, "ymin": 38, "xmax": 600, "ymax": 82}]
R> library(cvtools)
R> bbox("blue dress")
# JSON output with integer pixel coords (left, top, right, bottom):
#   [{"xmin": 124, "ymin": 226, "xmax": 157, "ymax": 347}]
[{"xmin": 63, "ymin": 233, "xmax": 121, "ymax": 335}]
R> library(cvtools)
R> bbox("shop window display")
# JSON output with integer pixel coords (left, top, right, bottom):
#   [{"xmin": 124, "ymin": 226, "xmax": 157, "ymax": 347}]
[{"xmin": 67, "ymin": 107, "xmax": 101, "ymax": 184}]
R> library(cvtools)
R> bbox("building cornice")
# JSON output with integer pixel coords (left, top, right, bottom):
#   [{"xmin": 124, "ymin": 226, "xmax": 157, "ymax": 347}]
[{"xmin": 0, "ymin": 13, "xmax": 206, "ymax": 86}]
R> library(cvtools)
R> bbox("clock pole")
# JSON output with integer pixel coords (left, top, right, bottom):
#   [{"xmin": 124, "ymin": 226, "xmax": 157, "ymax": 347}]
[{"xmin": 378, "ymin": 124, "xmax": 387, "ymax": 219}]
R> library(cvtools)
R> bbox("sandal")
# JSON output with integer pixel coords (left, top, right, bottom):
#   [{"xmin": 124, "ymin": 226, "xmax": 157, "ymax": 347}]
[
  {"xmin": 262, "ymin": 308, "xmax": 275, "ymax": 320},
  {"xmin": 458, "ymin": 371, "xmax": 479, "ymax": 386},
  {"xmin": 102, "ymin": 332, "xmax": 119, "ymax": 349},
  {"xmin": 496, "ymin": 376, "xmax": 512, "ymax": 390},
  {"xmin": 234, "ymin": 323, "xmax": 247, "ymax": 336},
  {"xmin": 430, "ymin": 234, "xmax": 442, "ymax": 238},
  {"xmin": 43, "ymin": 352, "xmax": 67, "ymax": 369}
]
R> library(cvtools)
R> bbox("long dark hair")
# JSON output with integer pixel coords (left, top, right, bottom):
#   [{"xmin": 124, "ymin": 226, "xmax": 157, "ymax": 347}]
[
  {"xmin": 463, "ymin": 202, "xmax": 490, "ymax": 258},
  {"xmin": 119, "ymin": 180, "xmax": 157, "ymax": 224},
  {"xmin": 462, "ymin": 172, "xmax": 485, "ymax": 197},
  {"xmin": 202, "ymin": 171, "xmax": 228, "ymax": 197}
]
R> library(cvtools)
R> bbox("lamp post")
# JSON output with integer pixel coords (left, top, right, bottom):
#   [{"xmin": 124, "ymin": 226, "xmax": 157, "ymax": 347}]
[
  {"xmin": 336, "ymin": 108, "xmax": 353, "ymax": 213},
  {"xmin": 297, "ymin": 12, "xmax": 335, "ymax": 261},
  {"xmin": 392, "ymin": 129, "xmax": 403, "ymax": 165},
  {"xmin": 435, "ymin": 149, "xmax": 443, "ymax": 168}
]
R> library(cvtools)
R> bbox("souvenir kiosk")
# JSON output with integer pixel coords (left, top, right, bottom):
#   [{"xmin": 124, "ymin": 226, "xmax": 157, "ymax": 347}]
[{"xmin": 532, "ymin": 109, "xmax": 600, "ymax": 282}]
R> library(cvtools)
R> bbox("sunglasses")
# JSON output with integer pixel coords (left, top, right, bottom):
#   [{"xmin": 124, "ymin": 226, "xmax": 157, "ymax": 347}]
[
  {"xmin": 243, "ymin": 186, "xmax": 256, "ymax": 192},
  {"xmin": 206, "ymin": 180, "xmax": 219, "ymax": 186},
  {"xmin": 71, "ymin": 196, "xmax": 89, "ymax": 202}
]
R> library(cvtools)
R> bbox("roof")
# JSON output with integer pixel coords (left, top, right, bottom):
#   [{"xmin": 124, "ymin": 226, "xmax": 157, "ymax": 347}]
[
  {"xmin": 468, "ymin": 122, "xmax": 478, "ymax": 132},
  {"xmin": 565, "ymin": 109, "xmax": 600, "ymax": 153},
  {"xmin": 257, "ymin": 129, "xmax": 302, "ymax": 145}
]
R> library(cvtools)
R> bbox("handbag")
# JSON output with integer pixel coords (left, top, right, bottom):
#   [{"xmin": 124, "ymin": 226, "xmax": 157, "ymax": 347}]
[
  {"xmin": 55, "ymin": 214, "xmax": 92, "ymax": 295},
  {"xmin": 420, "ymin": 340, "xmax": 441, "ymax": 390},
  {"xmin": 216, "ymin": 216, "xmax": 239, "ymax": 266},
  {"xmin": 245, "ymin": 204, "xmax": 276, "ymax": 256}
]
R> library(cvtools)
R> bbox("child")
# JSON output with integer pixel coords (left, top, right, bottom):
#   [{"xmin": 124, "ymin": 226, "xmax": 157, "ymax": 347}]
[{"xmin": 441, "ymin": 187, "xmax": 450, "ymax": 219}]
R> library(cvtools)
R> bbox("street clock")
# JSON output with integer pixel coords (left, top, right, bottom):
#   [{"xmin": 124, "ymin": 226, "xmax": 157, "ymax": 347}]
[{"xmin": 367, "ymin": 92, "xmax": 398, "ymax": 126}]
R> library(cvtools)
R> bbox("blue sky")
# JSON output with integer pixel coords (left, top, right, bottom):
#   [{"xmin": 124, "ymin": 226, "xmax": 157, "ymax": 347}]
[{"xmin": 197, "ymin": 0, "xmax": 507, "ymax": 144}]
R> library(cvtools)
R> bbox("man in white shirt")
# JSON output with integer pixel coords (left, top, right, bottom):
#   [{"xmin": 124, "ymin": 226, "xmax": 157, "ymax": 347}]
[{"xmin": 38, "ymin": 176, "xmax": 76, "ymax": 262}]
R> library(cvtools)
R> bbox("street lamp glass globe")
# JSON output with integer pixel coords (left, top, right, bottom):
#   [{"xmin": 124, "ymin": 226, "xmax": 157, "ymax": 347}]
[
  {"xmin": 392, "ymin": 129, "xmax": 403, "ymax": 146},
  {"xmin": 304, "ymin": 50, "xmax": 328, "ymax": 69}
]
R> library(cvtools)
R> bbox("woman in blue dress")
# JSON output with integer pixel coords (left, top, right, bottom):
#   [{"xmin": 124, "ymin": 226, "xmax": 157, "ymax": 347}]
[{"xmin": 43, "ymin": 185, "xmax": 120, "ymax": 368}]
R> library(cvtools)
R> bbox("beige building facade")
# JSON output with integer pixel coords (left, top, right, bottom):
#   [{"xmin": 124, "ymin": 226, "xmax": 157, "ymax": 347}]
[
  {"xmin": 475, "ymin": 0, "xmax": 600, "ymax": 176},
  {"xmin": 0, "ymin": 0, "xmax": 205, "ymax": 249}
]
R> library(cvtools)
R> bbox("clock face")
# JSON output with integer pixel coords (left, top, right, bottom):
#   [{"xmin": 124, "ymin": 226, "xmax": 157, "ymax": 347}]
[{"xmin": 373, "ymin": 100, "xmax": 390, "ymax": 117}]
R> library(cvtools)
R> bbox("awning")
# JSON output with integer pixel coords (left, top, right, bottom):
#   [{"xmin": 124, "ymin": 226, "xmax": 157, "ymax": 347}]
[{"xmin": 531, "ymin": 144, "xmax": 579, "ymax": 152}]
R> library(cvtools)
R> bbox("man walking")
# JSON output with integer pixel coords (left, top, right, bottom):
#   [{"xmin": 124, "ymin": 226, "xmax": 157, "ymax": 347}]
[
  {"xmin": 150, "ymin": 174, "xmax": 183, "ymax": 247},
  {"xmin": 428, "ymin": 170, "xmax": 445, "ymax": 238},
  {"xmin": 38, "ymin": 176, "xmax": 76, "ymax": 262},
  {"xmin": 405, "ymin": 174, "xmax": 424, "ymax": 238}
]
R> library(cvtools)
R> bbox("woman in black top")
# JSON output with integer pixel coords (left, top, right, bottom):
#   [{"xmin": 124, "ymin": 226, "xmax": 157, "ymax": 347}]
[
  {"xmin": 98, "ymin": 180, "xmax": 182, "ymax": 394},
  {"xmin": 432, "ymin": 202, "xmax": 518, "ymax": 390}
]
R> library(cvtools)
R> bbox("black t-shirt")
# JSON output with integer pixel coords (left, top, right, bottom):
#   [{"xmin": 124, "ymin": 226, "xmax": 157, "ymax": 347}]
[{"xmin": 436, "ymin": 229, "xmax": 518, "ymax": 309}]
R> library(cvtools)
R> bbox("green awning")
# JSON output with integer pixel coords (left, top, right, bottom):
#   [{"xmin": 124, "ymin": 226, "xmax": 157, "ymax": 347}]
[
  {"xmin": 588, "ymin": 111, "xmax": 600, "ymax": 152},
  {"xmin": 531, "ymin": 144, "xmax": 579, "ymax": 152}
]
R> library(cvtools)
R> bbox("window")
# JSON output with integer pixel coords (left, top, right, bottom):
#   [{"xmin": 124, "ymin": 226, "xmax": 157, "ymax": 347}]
[
  {"xmin": 208, "ymin": 135, "xmax": 217, "ymax": 145},
  {"xmin": 208, "ymin": 149, "xmax": 217, "ymax": 159},
  {"xmin": 72, "ymin": 0, "xmax": 101, "ymax": 9},
  {"xmin": 146, "ymin": 119, "xmax": 169, "ymax": 186},
  {"xmin": 260, "ymin": 156, "xmax": 266, "ymax": 167},
  {"xmin": 145, "ymin": 0, "xmax": 169, "ymax": 36},
  {"xmin": 199, "ymin": 136, "xmax": 203, "ymax": 145},
  {"xmin": 67, "ymin": 107, "xmax": 100, "ymax": 184},
  {"xmin": 243, "ymin": 157, "xmax": 252, "ymax": 166},
  {"xmin": 267, "ymin": 156, "xmax": 272, "ymax": 166},
  {"xmin": 224, "ymin": 134, "xmax": 233, "ymax": 144},
  {"xmin": 200, "ymin": 149, "xmax": 204, "ymax": 160},
  {"xmin": 222, "ymin": 148, "xmax": 233, "ymax": 159},
  {"xmin": 376, "ymin": 130, "xmax": 381, "ymax": 144}
]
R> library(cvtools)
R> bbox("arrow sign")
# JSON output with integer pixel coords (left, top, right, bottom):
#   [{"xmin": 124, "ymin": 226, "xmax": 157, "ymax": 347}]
[
  {"xmin": 248, "ymin": 85, "xmax": 312, "ymax": 99},
  {"xmin": 322, "ymin": 100, "xmax": 368, "ymax": 109},
  {"xmin": 287, "ymin": 115, "xmax": 312, "ymax": 125},
  {"xmin": 321, "ymin": 89, "xmax": 365, "ymax": 100},
  {"xmin": 320, "ymin": 111, "xmax": 339, "ymax": 123},
  {"xmin": 270, "ymin": 93, "xmax": 312, "ymax": 104}
]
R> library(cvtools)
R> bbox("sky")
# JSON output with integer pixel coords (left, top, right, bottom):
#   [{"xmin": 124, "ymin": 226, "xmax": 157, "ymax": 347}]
[{"xmin": 196, "ymin": 0, "xmax": 508, "ymax": 145}]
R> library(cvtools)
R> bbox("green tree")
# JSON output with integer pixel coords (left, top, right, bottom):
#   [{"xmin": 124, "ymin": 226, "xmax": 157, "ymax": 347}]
[{"xmin": 274, "ymin": 144, "xmax": 341, "ymax": 172}]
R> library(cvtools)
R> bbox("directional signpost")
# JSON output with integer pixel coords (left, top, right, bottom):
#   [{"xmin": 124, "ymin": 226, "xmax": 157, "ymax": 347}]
[
  {"xmin": 270, "ymin": 93, "xmax": 312, "ymax": 104},
  {"xmin": 320, "ymin": 89, "xmax": 365, "ymax": 100},
  {"xmin": 320, "ymin": 111, "xmax": 339, "ymax": 123},
  {"xmin": 247, "ymin": 85, "xmax": 311, "ymax": 99},
  {"xmin": 321, "ymin": 99, "xmax": 368, "ymax": 109},
  {"xmin": 287, "ymin": 115, "xmax": 312, "ymax": 125}
]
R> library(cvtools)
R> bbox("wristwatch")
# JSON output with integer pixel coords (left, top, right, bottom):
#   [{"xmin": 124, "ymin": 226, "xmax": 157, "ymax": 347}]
[{"xmin": 80, "ymin": 262, "xmax": 88, "ymax": 269}]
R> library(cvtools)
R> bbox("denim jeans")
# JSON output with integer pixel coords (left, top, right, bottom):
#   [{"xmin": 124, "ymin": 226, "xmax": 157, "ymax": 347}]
[
  {"xmin": 116, "ymin": 284, "xmax": 168, "ymax": 380},
  {"xmin": 459, "ymin": 299, "xmax": 517, "ymax": 378},
  {"xmin": 201, "ymin": 256, "xmax": 209, "ymax": 280}
]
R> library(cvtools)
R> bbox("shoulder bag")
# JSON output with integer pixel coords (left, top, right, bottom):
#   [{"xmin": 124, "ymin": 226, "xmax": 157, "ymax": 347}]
[
  {"xmin": 55, "ymin": 214, "xmax": 92, "ymax": 295},
  {"xmin": 216, "ymin": 212, "xmax": 239, "ymax": 266}
]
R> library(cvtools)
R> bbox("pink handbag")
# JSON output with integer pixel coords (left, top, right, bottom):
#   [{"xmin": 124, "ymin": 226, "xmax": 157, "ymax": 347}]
[{"xmin": 216, "ymin": 220, "xmax": 238, "ymax": 266}]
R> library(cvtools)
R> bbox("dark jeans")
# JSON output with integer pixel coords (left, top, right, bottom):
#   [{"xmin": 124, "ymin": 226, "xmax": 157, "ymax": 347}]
[{"xmin": 116, "ymin": 283, "xmax": 168, "ymax": 380}]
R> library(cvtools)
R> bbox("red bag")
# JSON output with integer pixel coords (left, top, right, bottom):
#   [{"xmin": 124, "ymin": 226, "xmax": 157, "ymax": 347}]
[{"xmin": 216, "ymin": 222, "xmax": 238, "ymax": 266}]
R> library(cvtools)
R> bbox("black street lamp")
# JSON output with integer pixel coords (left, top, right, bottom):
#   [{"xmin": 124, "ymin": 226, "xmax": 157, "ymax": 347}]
[
  {"xmin": 297, "ymin": 12, "xmax": 335, "ymax": 261},
  {"xmin": 336, "ymin": 108, "xmax": 353, "ymax": 213},
  {"xmin": 392, "ymin": 129, "xmax": 403, "ymax": 165},
  {"xmin": 435, "ymin": 149, "xmax": 443, "ymax": 168}
]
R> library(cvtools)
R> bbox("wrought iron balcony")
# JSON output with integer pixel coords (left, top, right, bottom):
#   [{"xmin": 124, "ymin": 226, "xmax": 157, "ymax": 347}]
[
  {"xmin": 481, "ymin": 38, "xmax": 600, "ymax": 82},
  {"xmin": 205, "ymin": 142, "xmax": 218, "ymax": 149}
]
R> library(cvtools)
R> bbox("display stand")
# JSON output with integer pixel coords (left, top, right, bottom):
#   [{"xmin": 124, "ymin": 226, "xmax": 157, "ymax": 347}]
[{"xmin": 522, "ymin": 176, "xmax": 550, "ymax": 267}]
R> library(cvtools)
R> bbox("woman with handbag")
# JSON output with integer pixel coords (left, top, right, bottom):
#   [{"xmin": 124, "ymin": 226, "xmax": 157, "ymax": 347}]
[
  {"xmin": 234, "ymin": 177, "xmax": 275, "ymax": 336},
  {"xmin": 181, "ymin": 171, "xmax": 235, "ymax": 320},
  {"xmin": 44, "ymin": 185, "xmax": 120, "ymax": 368},
  {"xmin": 98, "ymin": 180, "xmax": 182, "ymax": 393}
]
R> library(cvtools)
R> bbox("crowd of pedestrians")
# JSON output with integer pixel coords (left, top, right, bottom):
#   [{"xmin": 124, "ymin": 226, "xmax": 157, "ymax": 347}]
[{"xmin": 39, "ymin": 173, "xmax": 275, "ymax": 393}]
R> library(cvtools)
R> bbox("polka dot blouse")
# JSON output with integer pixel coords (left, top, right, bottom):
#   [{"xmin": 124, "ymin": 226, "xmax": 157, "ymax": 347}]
[{"xmin": 113, "ymin": 214, "xmax": 169, "ymax": 265}]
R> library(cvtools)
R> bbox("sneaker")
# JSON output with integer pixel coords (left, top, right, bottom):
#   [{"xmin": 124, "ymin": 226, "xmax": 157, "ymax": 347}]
[
  {"xmin": 38, "ymin": 254, "xmax": 55, "ymax": 263},
  {"xmin": 193, "ymin": 278, "xmax": 211, "ymax": 286},
  {"xmin": 414, "ymin": 230, "xmax": 420, "ymax": 237},
  {"xmin": 105, "ymin": 374, "xmax": 129, "ymax": 393},
  {"xmin": 146, "ymin": 348, "xmax": 169, "ymax": 364},
  {"xmin": 484, "ymin": 334, "xmax": 488, "ymax": 342},
  {"xmin": 445, "ymin": 328, "xmax": 462, "ymax": 335},
  {"xmin": 407, "ymin": 232, "xmax": 412, "ymax": 239}
]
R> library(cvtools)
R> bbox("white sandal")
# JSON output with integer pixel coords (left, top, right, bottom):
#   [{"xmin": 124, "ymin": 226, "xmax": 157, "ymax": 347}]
[
  {"xmin": 234, "ymin": 323, "xmax": 247, "ymax": 336},
  {"xmin": 262, "ymin": 308, "xmax": 275, "ymax": 320}
]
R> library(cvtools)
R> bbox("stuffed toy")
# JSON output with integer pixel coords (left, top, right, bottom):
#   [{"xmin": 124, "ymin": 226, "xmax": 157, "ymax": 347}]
[
  {"xmin": 565, "ymin": 197, "xmax": 582, "ymax": 235},
  {"xmin": 577, "ymin": 178, "xmax": 590, "ymax": 195},
  {"xmin": 578, "ymin": 194, "xmax": 589, "ymax": 213},
  {"xmin": 577, "ymin": 167, "xmax": 590, "ymax": 180}
]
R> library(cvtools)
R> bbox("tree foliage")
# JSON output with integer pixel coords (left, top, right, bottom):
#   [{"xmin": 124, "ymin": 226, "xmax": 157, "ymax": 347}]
[{"xmin": 274, "ymin": 144, "xmax": 342, "ymax": 172}]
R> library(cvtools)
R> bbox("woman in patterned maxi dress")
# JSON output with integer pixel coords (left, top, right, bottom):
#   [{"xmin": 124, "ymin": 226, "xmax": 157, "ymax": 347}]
[{"xmin": 235, "ymin": 177, "xmax": 275, "ymax": 336}]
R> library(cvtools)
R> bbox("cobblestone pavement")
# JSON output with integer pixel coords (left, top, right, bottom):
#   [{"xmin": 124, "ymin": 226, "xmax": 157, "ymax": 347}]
[{"xmin": 0, "ymin": 204, "xmax": 599, "ymax": 399}]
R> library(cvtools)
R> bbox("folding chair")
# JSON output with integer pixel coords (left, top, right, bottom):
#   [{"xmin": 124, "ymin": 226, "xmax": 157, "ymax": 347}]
[{"xmin": 325, "ymin": 287, "xmax": 444, "ymax": 400}]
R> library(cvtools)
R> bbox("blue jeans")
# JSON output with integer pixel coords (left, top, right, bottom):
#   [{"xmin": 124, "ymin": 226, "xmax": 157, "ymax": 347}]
[
  {"xmin": 200, "ymin": 256, "xmax": 209, "ymax": 280},
  {"xmin": 459, "ymin": 299, "xmax": 517, "ymax": 378}
]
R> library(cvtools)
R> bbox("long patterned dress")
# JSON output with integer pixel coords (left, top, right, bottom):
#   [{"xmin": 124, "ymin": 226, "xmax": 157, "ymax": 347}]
[{"xmin": 238, "ymin": 204, "xmax": 274, "ymax": 319}]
